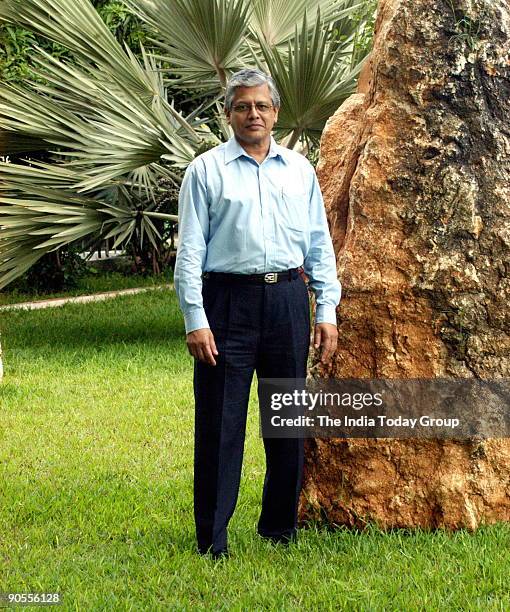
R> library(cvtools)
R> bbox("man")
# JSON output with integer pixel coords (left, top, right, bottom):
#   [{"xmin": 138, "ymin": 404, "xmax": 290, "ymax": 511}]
[{"xmin": 174, "ymin": 68, "xmax": 341, "ymax": 559}]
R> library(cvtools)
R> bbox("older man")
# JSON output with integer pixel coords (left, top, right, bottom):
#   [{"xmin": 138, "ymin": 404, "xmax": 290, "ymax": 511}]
[{"xmin": 175, "ymin": 68, "xmax": 341, "ymax": 559}]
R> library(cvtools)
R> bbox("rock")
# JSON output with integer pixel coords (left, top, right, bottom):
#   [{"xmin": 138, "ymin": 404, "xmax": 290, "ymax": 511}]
[{"xmin": 301, "ymin": 0, "xmax": 510, "ymax": 529}]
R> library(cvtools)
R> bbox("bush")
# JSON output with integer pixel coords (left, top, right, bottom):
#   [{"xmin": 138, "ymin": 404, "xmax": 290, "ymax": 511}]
[{"xmin": 9, "ymin": 246, "xmax": 88, "ymax": 294}]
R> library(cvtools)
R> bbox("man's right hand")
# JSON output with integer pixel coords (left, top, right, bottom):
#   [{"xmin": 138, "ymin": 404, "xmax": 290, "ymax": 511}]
[{"xmin": 186, "ymin": 328, "xmax": 218, "ymax": 366}]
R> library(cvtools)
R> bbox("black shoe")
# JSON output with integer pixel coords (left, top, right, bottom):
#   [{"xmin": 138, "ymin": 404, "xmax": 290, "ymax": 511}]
[
  {"xmin": 258, "ymin": 531, "xmax": 297, "ymax": 546},
  {"xmin": 198, "ymin": 546, "xmax": 229, "ymax": 560},
  {"xmin": 211, "ymin": 548, "xmax": 229, "ymax": 561}
]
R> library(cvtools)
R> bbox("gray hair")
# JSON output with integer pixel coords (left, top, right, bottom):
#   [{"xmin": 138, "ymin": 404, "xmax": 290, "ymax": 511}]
[{"xmin": 225, "ymin": 69, "xmax": 280, "ymax": 111}]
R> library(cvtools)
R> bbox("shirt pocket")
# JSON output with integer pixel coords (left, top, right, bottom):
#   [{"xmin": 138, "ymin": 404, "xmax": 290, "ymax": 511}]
[{"xmin": 281, "ymin": 188, "xmax": 308, "ymax": 231}]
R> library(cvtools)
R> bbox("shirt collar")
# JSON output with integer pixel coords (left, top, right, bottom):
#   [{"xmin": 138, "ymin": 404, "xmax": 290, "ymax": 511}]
[{"xmin": 224, "ymin": 136, "xmax": 289, "ymax": 165}]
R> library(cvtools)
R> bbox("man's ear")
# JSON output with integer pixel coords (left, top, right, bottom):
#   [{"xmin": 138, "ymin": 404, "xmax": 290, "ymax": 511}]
[
  {"xmin": 225, "ymin": 108, "xmax": 231, "ymax": 125},
  {"xmin": 273, "ymin": 107, "xmax": 279, "ymax": 123}
]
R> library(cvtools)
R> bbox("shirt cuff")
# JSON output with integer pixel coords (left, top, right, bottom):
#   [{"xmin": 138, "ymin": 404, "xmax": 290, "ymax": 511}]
[
  {"xmin": 315, "ymin": 304, "xmax": 338, "ymax": 326},
  {"xmin": 184, "ymin": 308, "xmax": 210, "ymax": 334}
]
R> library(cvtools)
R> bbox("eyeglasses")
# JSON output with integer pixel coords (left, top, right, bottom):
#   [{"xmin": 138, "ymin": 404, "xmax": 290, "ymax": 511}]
[{"xmin": 231, "ymin": 102, "xmax": 274, "ymax": 114}]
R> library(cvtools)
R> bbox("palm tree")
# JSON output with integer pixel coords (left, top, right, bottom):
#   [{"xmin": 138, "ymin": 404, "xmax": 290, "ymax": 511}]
[{"xmin": 0, "ymin": 0, "xmax": 375, "ymax": 288}]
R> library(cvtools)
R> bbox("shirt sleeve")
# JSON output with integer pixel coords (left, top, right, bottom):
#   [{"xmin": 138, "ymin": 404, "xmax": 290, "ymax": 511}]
[
  {"xmin": 174, "ymin": 159, "xmax": 210, "ymax": 334},
  {"xmin": 303, "ymin": 169, "xmax": 342, "ymax": 326}
]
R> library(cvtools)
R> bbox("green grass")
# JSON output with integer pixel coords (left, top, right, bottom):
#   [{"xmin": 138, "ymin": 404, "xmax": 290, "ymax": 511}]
[
  {"xmin": 1, "ymin": 291, "xmax": 509, "ymax": 610},
  {"xmin": 0, "ymin": 270, "xmax": 173, "ymax": 306}
]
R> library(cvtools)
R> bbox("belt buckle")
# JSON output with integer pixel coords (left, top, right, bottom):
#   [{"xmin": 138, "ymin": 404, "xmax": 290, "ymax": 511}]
[{"xmin": 264, "ymin": 272, "xmax": 278, "ymax": 284}]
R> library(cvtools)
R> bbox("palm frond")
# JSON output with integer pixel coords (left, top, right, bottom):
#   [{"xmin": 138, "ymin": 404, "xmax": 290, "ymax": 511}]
[
  {"xmin": 250, "ymin": 0, "xmax": 363, "ymax": 47},
  {"xmin": 123, "ymin": 0, "xmax": 252, "ymax": 89},
  {"xmin": 259, "ymin": 10, "xmax": 365, "ymax": 146},
  {"xmin": 0, "ymin": 161, "xmax": 171, "ymax": 288},
  {"xmin": 0, "ymin": 41, "xmax": 209, "ymax": 191},
  {"xmin": 0, "ymin": 164, "xmax": 107, "ymax": 288}
]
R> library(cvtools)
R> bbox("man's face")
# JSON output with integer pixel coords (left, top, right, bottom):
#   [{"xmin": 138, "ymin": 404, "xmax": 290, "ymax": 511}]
[{"xmin": 225, "ymin": 84, "xmax": 279, "ymax": 147}]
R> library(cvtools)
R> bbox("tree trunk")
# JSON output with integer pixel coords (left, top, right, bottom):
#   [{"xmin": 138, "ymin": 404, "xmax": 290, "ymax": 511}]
[{"xmin": 300, "ymin": 0, "xmax": 510, "ymax": 529}]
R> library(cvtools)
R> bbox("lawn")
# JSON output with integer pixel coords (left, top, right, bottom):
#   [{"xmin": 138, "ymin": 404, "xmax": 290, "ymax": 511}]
[{"xmin": 1, "ymin": 290, "xmax": 509, "ymax": 610}]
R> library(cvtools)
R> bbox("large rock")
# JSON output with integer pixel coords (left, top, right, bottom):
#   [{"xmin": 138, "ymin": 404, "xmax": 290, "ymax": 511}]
[{"xmin": 300, "ymin": 0, "xmax": 510, "ymax": 529}]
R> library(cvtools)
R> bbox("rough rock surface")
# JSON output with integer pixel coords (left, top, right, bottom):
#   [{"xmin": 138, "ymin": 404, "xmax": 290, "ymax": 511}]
[{"xmin": 300, "ymin": 0, "xmax": 510, "ymax": 529}]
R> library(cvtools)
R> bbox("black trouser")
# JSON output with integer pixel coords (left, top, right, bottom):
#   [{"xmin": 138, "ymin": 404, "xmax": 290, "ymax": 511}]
[{"xmin": 193, "ymin": 271, "xmax": 310, "ymax": 554}]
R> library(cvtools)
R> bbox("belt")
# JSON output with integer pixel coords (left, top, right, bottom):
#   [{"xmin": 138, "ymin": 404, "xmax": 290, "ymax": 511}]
[{"xmin": 202, "ymin": 268, "xmax": 301, "ymax": 284}]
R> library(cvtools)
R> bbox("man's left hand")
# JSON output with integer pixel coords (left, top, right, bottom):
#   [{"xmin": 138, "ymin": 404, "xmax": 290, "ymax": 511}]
[{"xmin": 313, "ymin": 323, "xmax": 338, "ymax": 364}]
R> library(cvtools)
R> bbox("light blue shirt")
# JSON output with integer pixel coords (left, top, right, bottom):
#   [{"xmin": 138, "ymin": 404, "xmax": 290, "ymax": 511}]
[{"xmin": 174, "ymin": 136, "xmax": 341, "ymax": 334}]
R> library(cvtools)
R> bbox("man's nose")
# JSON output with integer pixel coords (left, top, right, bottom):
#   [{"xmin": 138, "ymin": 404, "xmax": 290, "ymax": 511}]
[{"xmin": 247, "ymin": 104, "xmax": 261, "ymax": 118}]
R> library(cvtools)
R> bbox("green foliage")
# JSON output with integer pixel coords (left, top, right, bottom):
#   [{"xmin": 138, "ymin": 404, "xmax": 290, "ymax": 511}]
[
  {"xmin": 333, "ymin": 0, "xmax": 377, "ymax": 67},
  {"xmin": 0, "ymin": 25, "xmax": 74, "ymax": 86},
  {"xmin": 0, "ymin": 26, "xmax": 37, "ymax": 82},
  {"xmin": 96, "ymin": 1, "xmax": 147, "ymax": 48}
]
